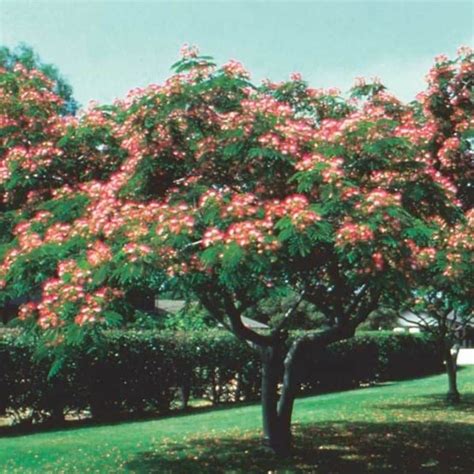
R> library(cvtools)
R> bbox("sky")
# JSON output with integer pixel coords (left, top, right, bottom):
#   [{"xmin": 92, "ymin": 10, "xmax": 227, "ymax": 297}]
[{"xmin": 0, "ymin": 1, "xmax": 472, "ymax": 108}]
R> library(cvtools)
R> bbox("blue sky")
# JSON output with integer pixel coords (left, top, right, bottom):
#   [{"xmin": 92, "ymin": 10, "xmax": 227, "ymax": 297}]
[{"xmin": 1, "ymin": 1, "xmax": 472, "ymax": 107}]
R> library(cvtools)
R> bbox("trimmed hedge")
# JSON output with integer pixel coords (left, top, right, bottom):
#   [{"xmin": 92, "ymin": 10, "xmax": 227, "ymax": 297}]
[
  {"xmin": 301, "ymin": 331, "xmax": 444, "ymax": 393},
  {"xmin": 0, "ymin": 330, "xmax": 443, "ymax": 424}
]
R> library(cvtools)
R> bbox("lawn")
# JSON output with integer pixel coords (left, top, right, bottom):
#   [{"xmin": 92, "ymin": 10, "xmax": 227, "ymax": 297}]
[{"xmin": 1, "ymin": 367, "xmax": 473, "ymax": 473}]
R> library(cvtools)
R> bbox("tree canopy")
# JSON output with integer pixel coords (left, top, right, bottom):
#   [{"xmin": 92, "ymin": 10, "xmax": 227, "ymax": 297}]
[{"xmin": 0, "ymin": 44, "xmax": 471, "ymax": 452}]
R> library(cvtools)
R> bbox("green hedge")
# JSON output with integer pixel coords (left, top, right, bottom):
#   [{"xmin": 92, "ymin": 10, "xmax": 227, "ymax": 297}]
[
  {"xmin": 0, "ymin": 330, "xmax": 443, "ymax": 424},
  {"xmin": 301, "ymin": 331, "xmax": 444, "ymax": 393}
]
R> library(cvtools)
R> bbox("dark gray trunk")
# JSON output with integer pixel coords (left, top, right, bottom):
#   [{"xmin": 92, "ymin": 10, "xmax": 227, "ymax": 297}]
[
  {"xmin": 258, "ymin": 330, "xmax": 339, "ymax": 455},
  {"xmin": 444, "ymin": 347, "xmax": 460, "ymax": 404},
  {"xmin": 260, "ymin": 345, "xmax": 293, "ymax": 456},
  {"xmin": 211, "ymin": 368, "xmax": 221, "ymax": 405},
  {"xmin": 179, "ymin": 383, "xmax": 191, "ymax": 410},
  {"xmin": 234, "ymin": 372, "xmax": 242, "ymax": 402}
]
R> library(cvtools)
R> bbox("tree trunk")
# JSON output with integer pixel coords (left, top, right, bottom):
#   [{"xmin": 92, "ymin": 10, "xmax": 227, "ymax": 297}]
[
  {"xmin": 179, "ymin": 383, "xmax": 190, "ymax": 410},
  {"xmin": 444, "ymin": 347, "xmax": 460, "ymax": 404},
  {"xmin": 234, "ymin": 372, "xmax": 242, "ymax": 402},
  {"xmin": 260, "ymin": 345, "xmax": 293, "ymax": 456},
  {"xmin": 259, "ymin": 331, "xmax": 337, "ymax": 455}
]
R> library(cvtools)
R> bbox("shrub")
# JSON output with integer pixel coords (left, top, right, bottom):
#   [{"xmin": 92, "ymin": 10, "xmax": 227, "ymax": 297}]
[
  {"xmin": 301, "ymin": 331, "xmax": 444, "ymax": 393},
  {"xmin": 0, "ymin": 330, "xmax": 443, "ymax": 424}
]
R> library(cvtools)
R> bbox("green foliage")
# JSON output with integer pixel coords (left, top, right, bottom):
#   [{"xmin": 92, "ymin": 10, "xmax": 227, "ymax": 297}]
[
  {"xmin": 303, "ymin": 331, "xmax": 443, "ymax": 393},
  {"xmin": 0, "ymin": 44, "xmax": 78, "ymax": 114},
  {"xmin": 0, "ymin": 329, "xmax": 442, "ymax": 424},
  {"xmin": 246, "ymin": 292, "xmax": 326, "ymax": 330},
  {"xmin": 37, "ymin": 194, "xmax": 90, "ymax": 223},
  {"xmin": 158, "ymin": 303, "xmax": 215, "ymax": 331}
]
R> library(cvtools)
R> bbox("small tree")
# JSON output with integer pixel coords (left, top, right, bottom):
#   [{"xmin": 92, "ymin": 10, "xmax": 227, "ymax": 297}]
[
  {"xmin": 398, "ymin": 47, "xmax": 474, "ymax": 404},
  {"xmin": 400, "ymin": 212, "xmax": 473, "ymax": 404},
  {"xmin": 0, "ymin": 47, "xmax": 460, "ymax": 453}
]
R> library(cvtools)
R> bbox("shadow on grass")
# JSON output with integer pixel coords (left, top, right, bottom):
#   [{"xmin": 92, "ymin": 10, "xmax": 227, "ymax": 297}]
[
  {"xmin": 124, "ymin": 421, "xmax": 474, "ymax": 473},
  {"xmin": 376, "ymin": 393, "xmax": 474, "ymax": 413}
]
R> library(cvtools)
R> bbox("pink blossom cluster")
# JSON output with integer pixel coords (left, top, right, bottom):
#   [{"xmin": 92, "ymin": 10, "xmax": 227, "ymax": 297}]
[
  {"xmin": 437, "ymin": 137, "xmax": 460, "ymax": 170},
  {"xmin": 122, "ymin": 242, "xmax": 152, "ymax": 262},
  {"xmin": 156, "ymin": 203, "xmax": 195, "ymax": 237},
  {"xmin": 75, "ymin": 287, "xmax": 123, "ymax": 326},
  {"xmin": 357, "ymin": 190, "xmax": 401, "ymax": 213},
  {"xmin": 180, "ymin": 44, "xmax": 200, "ymax": 59},
  {"xmin": 294, "ymin": 152, "xmax": 328, "ymax": 172},
  {"xmin": 222, "ymin": 193, "xmax": 259, "ymax": 218},
  {"xmin": 371, "ymin": 252, "xmax": 384, "ymax": 271},
  {"xmin": 202, "ymin": 227, "xmax": 225, "ymax": 247},
  {"xmin": 198, "ymin": 189, "xmax": 225, "ymax": 208},
  {"xmin": 394, "ymin": 112, "xmax": 437, "ymax": 144},
  {"xmin": 224, "ymin": 221, "xmax": 273, "ymax": 249},
  {"xmin": 0, "ymin": 144, "xmax": 62, "ymax": 183},
  {"xmin": 87, "ymin": 241, "xmax": 113, "ymax": 266},
  {"xmin": 335, "ymin": 221, "xmax": 374, "ymax": 247},
  {"xmin": 222, "ymin": 60, "xmax": 250, "ymax": 79},
  {"xmin": 202, "ymin": 220, "xmax": 278, "ymax": 253}
]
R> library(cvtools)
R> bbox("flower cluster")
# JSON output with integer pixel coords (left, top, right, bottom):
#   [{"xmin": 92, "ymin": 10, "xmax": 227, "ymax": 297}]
[
  {"xmin": 357, "ymin": 190, "xmax": 401, "ymax": 213},
  {"xmin": 75, "ymin": 287, "xmax": 123, "ymax": 326},
  {"xmin": 222, "ymin": 60, "xmax": 250, "ymax": 79},
  {"xmin": 437, "ymin": 137, "xmax": 460, "ymax": 170},
  {"xmin": 335, "ymin": 221, "xmax": 374, "ymax": 247},
  {"xmin": 156, "ymin": 203, "xmax": 195, "ymax": 237},
  {"xmin": 221, "ymin": 193, "xmax": 259, "ymax": 219},
  {"xmin": 87, "ymin": 241, "xmax": 113, "ymax": 267},
  {"xmin": 224, "ymin": 220, "xmax": 274, "ymax": 250},
  {"xmin": 264, "ymin": 194, "xmax": 320, "ymax": 230},
  {"xmin": 122, "ymin": 242, "xmax": 152, "ymax": 262},
  {"xmin": 202, "ymin": 227, "xmax": 225, "ymax": 247}
]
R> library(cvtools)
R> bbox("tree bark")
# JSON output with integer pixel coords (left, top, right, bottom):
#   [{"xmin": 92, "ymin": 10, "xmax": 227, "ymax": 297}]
[
  {"xmin": 179, "ymin": 383, "xmax": 190, "ymax": 410},
  {"xmin": 444, "ymin": 346, "xmax": 460, "ymax": 404},
  {"xmin": 260, "ymin": 344, "xmax": 293, "ymax": 456},
  {"xmin": 259, "ymin": 326, "xmax": 352, "ymax": 455}
]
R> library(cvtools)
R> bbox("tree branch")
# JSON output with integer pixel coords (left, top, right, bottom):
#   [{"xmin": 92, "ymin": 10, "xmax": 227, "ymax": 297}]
[
  {"xmin": 398, "ymin": 313, "xmax": 432, "ymax": 331},
  {"xmin": 344, "ymin": 283, "xmax": 369, "ymax": 319},
  {"xmin": 221, "ymin": 292, "xmax": 275, "ymax": 347},
  {"xmin": 348, "ymin": 288, "xmax": 382, "ymax": 330},
  {"xmin": 273, "ymin": 288, "xmax": 306, "ymax": 332}
]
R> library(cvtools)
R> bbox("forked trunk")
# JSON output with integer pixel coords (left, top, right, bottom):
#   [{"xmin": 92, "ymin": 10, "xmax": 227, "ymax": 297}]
[
  {"xmin": 260, "ymin": 344, "xmax": 297, "ymax": 456},
  {"xmin": 444, "ymin": 347, "xmax": 460, "ymax": 404}
]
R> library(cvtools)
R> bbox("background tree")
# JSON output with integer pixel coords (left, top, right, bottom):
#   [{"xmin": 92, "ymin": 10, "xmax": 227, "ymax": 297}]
[
  {"xmin": 0, "ymin": 46, "xmax": 460, "ymax": 454},
  {"xmin": 0, "ymin": 45, "xmax": 125, "ymax": 322},
  {"xmin": 399, "ymin": 213, "xmax": 473, "ymax": 403},
  {"xmin": 0, "ymin": 44, "xmax": 78, "ymax": 115},
  {"xmin": 397, "ymin": 47, "xmax": 473, "ymax": 404},
  {"xmin": 416, "ymin": 46, "xmax": 473, "ymax": 210},
  {"xmin": 247, "ymin": 291, "xmax": 326, "ymax": 330}
]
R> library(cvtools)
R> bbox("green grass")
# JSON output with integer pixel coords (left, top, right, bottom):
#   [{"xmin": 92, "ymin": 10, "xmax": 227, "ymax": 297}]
[{"xmin": 1, "ymin": 367, "xmax": 473, "ymax": 473}]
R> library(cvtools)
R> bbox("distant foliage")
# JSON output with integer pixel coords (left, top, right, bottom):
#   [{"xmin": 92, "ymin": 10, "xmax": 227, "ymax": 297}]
[
  {"xmin": 0, "ymin": 44, "xmax": 78, "ymax": 115},
  {"xmin": 0, "ymin": 329, "xmax": 442, "ymax": 424}
]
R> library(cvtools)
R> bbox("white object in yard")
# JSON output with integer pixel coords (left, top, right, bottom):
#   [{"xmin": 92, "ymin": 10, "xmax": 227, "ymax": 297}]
[
  {"xmin": 457, "ymin": 349, "xmax": 474, "ymax": 366},
  {"xmin": 409, "ymin": 327, "xmax": 421, "ymax": 334}
]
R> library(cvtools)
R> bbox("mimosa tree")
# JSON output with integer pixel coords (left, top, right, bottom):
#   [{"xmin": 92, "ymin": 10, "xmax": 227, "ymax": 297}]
[
  {"xmin": 0, "ymin": 46, "xmax": 462, "ymax": 453},
  {"xmin": 398, "ymin": 47, "xmax": 473, "ymax": 403}
]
